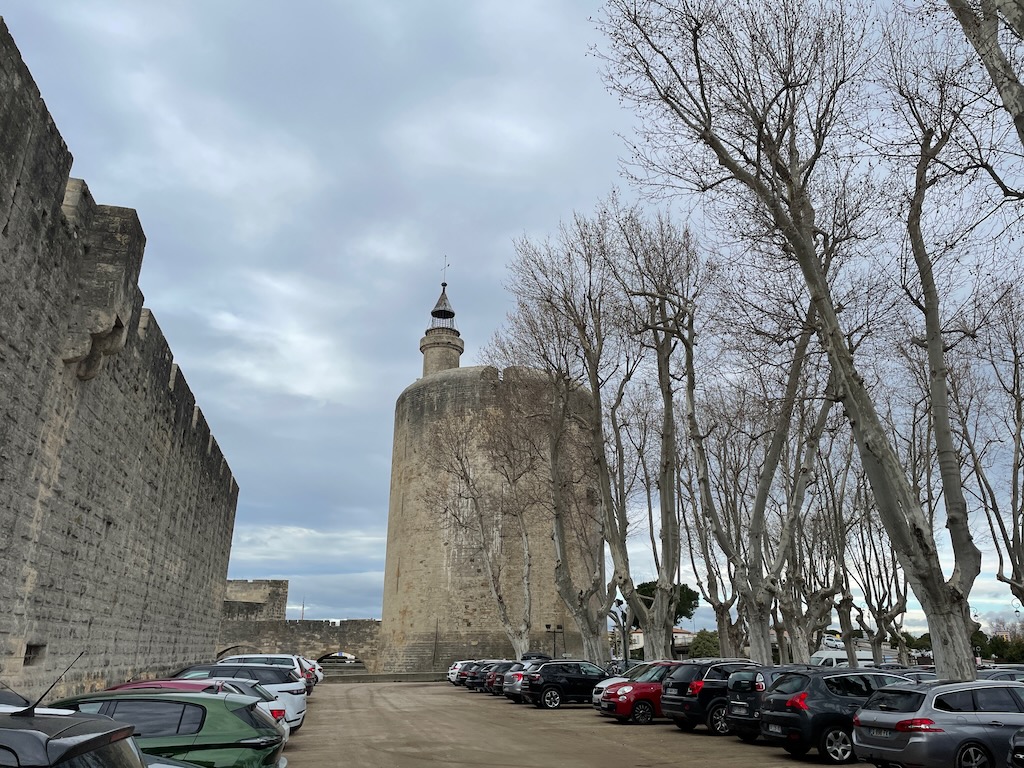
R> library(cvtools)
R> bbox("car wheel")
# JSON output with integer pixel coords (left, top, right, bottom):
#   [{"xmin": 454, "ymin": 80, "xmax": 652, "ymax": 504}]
[
  {"xmin": 818, "ymin": 726, "xmax": 855, "ymax": 764},
  {"xmin": 784, "ymin": 743, "xmax": 810, "ymax": 757},
  {"xmin": 707, "ymin": 703, "xmax": 731, "ymax": 736},
  {"xmin": 631, "ymin": 700, "xmax": 655, "ymax": 725},
  {"xmin": 736, "ymin": 729, "xmax": 759, "ymax": 743},
  {"xmin": 954, "ymin": 742, "xmax": 993, "ymax": 768},
  {"xmin": 673, "ymin": 718, "xmax": 695, "ymax": 731},
  {"xmin": 541, "ymin": 687, "xmax": 562, "ymax": 709}
]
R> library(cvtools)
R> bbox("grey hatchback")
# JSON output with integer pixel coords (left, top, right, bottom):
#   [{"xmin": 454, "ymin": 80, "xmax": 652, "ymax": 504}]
[{"xmin": 853, "ymin": 679, "xmax": 1024, "ymax": 768}]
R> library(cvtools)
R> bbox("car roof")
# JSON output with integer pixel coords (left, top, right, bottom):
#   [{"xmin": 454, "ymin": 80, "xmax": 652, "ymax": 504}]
[
  {"xmin": 52, "ymin": 690, "xmax": 261, "ymax": 709},
  {"xmin": 0, "ymin": 711, "xmax": 136, "ymax": 767},
  {"xmin": 107, "ymin": 679, "xmax": 214, "ymax": 692},
  {"xmin": 878, "ymin": 678, "xmax": 1024, "ymax": 693}
]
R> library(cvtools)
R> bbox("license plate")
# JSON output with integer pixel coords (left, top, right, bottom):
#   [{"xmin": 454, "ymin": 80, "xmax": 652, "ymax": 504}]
[
  {"xmin": 602, "ymin": 702, "xmax": 615, "ymax": 711},
  {"xmin": 767, "ymin": 723, "xmax": 783, "ymax": 734},
  {"xmin": 730, "ymin": 704, "xmax": 748, "ymax": 713},
  {"xmin": 868, "ymin": 728, "xmax": 892, "ymax": 738}
]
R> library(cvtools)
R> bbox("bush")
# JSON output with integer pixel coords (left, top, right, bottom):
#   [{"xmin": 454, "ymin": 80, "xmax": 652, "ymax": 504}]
[{"xmin": 689, "ymin": 629, "xmax": 720, "ymax": 658}]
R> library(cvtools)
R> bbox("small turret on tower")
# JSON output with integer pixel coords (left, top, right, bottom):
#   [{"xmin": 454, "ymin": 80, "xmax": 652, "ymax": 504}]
[{"xmin": 419, "ymin": 282, "xmax": 464, "ymax": 377}]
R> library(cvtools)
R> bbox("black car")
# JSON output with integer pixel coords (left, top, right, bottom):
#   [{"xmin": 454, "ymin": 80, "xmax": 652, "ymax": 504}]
[
  {"xmin": 523, "ymin": 660, "xmax": 608, "ymax": 709},
  {"xmin": 464, "ymin": 661, "xmax": 500, "ymax": 691},
  {"xmin": 660, "ymin": 657, "xmax": 758, "ymax": 735},
  {"xmin": 485, "ymin": 661, "xmax": 516, "ymax": 695},
  {"xmin": 759, "ymin": 667, "xmax": 911, "ymax": 764},
  {"xmin": 0, "ymin": 710, "xmax": 147, "ymax": 768},
  {"xmin": 726, "ymin": 664, "xmax": 816, "ymax": 742}
]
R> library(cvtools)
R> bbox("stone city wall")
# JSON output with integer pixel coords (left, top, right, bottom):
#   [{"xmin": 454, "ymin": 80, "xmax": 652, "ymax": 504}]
[
  {"xmin": 0, "ymin": 19, "xmax": 238, "ymax": 699},
  {"xmin": 218, "ymin": 620, "xmax": 380, "ymax": 665},
  {"xmin": 224, "ymin": 580, "xmax": 289, "ymax": 621}
]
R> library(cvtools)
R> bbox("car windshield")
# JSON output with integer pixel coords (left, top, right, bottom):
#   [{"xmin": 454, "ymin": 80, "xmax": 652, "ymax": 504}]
[
  {"xmin": 861, "ymin": 689, "xmax": 925, "ymax": 713},
  {"xmin": 635, "ymin": 665, "xmax": 674, "ymax": 683},
  {"xmin": 623, "ymin": 663, "xmax": 654, "ymax": 680},
  {"xmin": 768, "ymin": 673, "xmax": 809, "ymax": 694}
]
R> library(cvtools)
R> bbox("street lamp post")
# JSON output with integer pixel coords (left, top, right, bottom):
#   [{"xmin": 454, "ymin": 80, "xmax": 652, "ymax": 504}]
[{"xmin": 545, "ymin": 624, "xmax": 564, "ymax": 658}]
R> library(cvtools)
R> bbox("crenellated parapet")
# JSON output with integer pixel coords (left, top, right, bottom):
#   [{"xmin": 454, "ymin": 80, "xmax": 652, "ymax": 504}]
[{"xmin": 0, "ymin": 17, "xmax": 238, "ymax": 697}]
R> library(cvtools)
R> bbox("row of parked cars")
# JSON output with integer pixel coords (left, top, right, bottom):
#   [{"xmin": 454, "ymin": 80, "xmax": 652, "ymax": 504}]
[
  {"xmin": 0, "ymin": 651, "xmax": 325, "ymax": 768},
  {"xmin": 448, "ymin": 655, "xmax": 1024, "ymax": 767}
]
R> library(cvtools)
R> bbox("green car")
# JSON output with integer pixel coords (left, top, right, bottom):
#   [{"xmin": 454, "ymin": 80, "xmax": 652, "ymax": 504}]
[{"xmin": 49, "ymin": 690, "xmax": 286, "ymax": 768}]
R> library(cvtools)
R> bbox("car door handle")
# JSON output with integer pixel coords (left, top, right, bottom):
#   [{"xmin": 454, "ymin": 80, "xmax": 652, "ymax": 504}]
[{"xmin": 987, "ymin": 720, "xmax": 1006, "ymax": 727}]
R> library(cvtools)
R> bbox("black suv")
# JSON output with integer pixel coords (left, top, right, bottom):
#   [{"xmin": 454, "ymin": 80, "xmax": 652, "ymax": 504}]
[
  {"xmin": 759, "ymin": 667, "xmax": 911, "ymax": 764},
  {"xmin": 0, "ymin": 711, "xmax": 146, "ymax": 768},
  {"xmin": 523, "ymin": 660, "xmax": 608, "ymax": 709},
  {"xmin": 726, "ymin": 664, "xmax": 816, "ymax": 742},
  {"xmin": 660, "ymin": 657, "xmax": 757, "ymax": 735}
]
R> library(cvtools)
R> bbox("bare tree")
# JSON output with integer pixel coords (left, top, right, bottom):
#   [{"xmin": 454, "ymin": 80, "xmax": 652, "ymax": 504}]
[
  {"xmin": 597, "ymin": 0, "xmax": 983, "ymax": 677},
  {"xmin": 945, "ymin": 0, "xmax": 1024, "ymax": 154}
]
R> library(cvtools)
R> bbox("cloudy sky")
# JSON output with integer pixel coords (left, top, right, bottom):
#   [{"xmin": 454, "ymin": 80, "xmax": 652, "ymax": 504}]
[
  {"xmin": 1, "ymin": 1, "xmax": 650, "ymax": 621},
  {"xmin": 4, "ymin": 1, "xmax": 1020, "ymax": 637}
]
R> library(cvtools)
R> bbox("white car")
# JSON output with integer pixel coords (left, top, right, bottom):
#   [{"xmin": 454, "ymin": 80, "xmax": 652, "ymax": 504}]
[
  {"xmin": 217, "ymin": 654, "xmax": 316, "ymax": 693},
  {"xmin": 448, "ymin": 660, "xmax": 473, "ymax": 684}
]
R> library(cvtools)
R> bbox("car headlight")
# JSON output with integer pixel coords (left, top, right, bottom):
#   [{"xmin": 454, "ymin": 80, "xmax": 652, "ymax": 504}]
[{"xmin": 618, "ymin": 686, "xmax": 633, "ymax": 694}]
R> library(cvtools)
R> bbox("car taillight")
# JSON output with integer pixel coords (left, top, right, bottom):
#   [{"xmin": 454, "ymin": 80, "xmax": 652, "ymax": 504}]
[
  {"xmin": 528, "ymin": 673, "xmax": 541, "ymax": 681},
  {"xmin": 786, "ymin": 692, "xmax": 809, "ymax": 711},
  {"xmin": 895, "ymin": 718, "xmax": 943, "ymax": 733},
  {"xmin": 755, "ymin": 681, "xmax": 765, "ymax": 692},
  {"xmin": 687, "ymin": 680, "xmax": 704, "ymax": 696},
  {"xmin": 270, "ymin": 708, "xmax": 286, "ymax": 721},
  {"xmin": 513, "ymin": 673, "xmax": 523, "ymax": 681}
]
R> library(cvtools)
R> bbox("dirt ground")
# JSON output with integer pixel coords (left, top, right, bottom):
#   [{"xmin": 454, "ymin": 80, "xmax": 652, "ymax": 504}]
[{"xmin": 282, "ymin": 681, "xmax": 803, "ymax": 768}]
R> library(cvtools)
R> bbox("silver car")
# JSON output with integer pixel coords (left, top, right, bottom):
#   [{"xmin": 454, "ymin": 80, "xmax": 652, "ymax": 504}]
[
  {"xmin": 853, "ymin": 679, "xmax": 1024, "ymax": 768},
  {"xmin": 504, "ymin": 661, "xmax": 544, "ymax": 704}
]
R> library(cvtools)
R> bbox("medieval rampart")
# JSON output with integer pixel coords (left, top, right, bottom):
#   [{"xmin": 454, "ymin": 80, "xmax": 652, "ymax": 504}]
[
  {"xmin": 0, "ymin": 19, "xmax": 238, "ymax": 698},
  {"xmin": 224, "ymin": 579, "xmax": 289, "ymax": 621},
  {"xmin": 218, "ymin": 619, "xmax": 380, "ymax": 664}
]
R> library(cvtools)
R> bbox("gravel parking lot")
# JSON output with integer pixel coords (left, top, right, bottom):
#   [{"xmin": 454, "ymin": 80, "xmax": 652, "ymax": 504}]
[{"xmin": 283, "ymin": 681, "xmax": 800, "ymax": 767}]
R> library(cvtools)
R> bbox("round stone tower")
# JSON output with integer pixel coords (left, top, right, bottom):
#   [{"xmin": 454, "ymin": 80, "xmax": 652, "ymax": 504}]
[{"xmin": 376, "ymin": 284, "xmax": 593, "ymax": 673}]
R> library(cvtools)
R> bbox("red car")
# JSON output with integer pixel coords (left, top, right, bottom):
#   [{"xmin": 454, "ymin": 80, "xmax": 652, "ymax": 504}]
[{"xmin": 599, "ymin": 661, "xmax": 683, "ymax": 724}]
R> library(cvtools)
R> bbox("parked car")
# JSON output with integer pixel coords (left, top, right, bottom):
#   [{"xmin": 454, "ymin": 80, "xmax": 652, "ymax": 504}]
[
  {"xmin": 448, "ymin": 660, "xmax": 472, "ymax": 684},
  {"xmin": 660, "ymin": 657, "xmax": 758, "ymax": 735},
  {"xmin": 107, "ymin": 677, "xmax": 289, "ymax": 737},
  {"xmin": 217, "ymin": 654, "xmax": 316, "ymax": 694},
  {"xmin": 591, "ymin": 661, "xmax": 657, "ymax": 708},
  {"xmin": 484, "ymin": 661, "xmax": 516, "ymax": 694},
  {"xmin": 504, "ymin": 661, "xmax": 545, "ymax": 704},
  {"xmin": 456, "ymin": 661, "xmax": 482, "ymax": 687},
  {"xmin": 523, "ymin": 660, "xmax": 609, "ymax": 709},
  {"xmin": 301, "ymin": 656, "xmax": 324, "ymax": 683},
  {"xmin": 726, "ymin": 664, "xmax": 816, "ymax": 742},
  {"xmin": 49, "ymin": 690, "xmax": 286, "ymax": 768},
  {"xmin": 1010, "ymin": 726, "xmax": 1024, "ymax": 768},
  {"xmin": 598, "ymin": 660, "xmax": 683, "ymax": 724},
  {"xmin": 464, "ymin": 661, "xmax": 499, "ymax": 691},
  {"xmin": 976, "ymin": 667, "xmax": 1024, "ymax": 681},
  {"xmin": 853, "ymin": 678, "xmax": 1024, "ymax": 768},
  {"xmin": 173, "ymin": 663, "xmax": 307, "ymax": 733},
  {"xmin": 0, "ymin": 709, "xmax": 148, "ymax": 768},
  {"xmin": 760, "ymin": 667, "xmax": 911, "ymax": 764}
]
